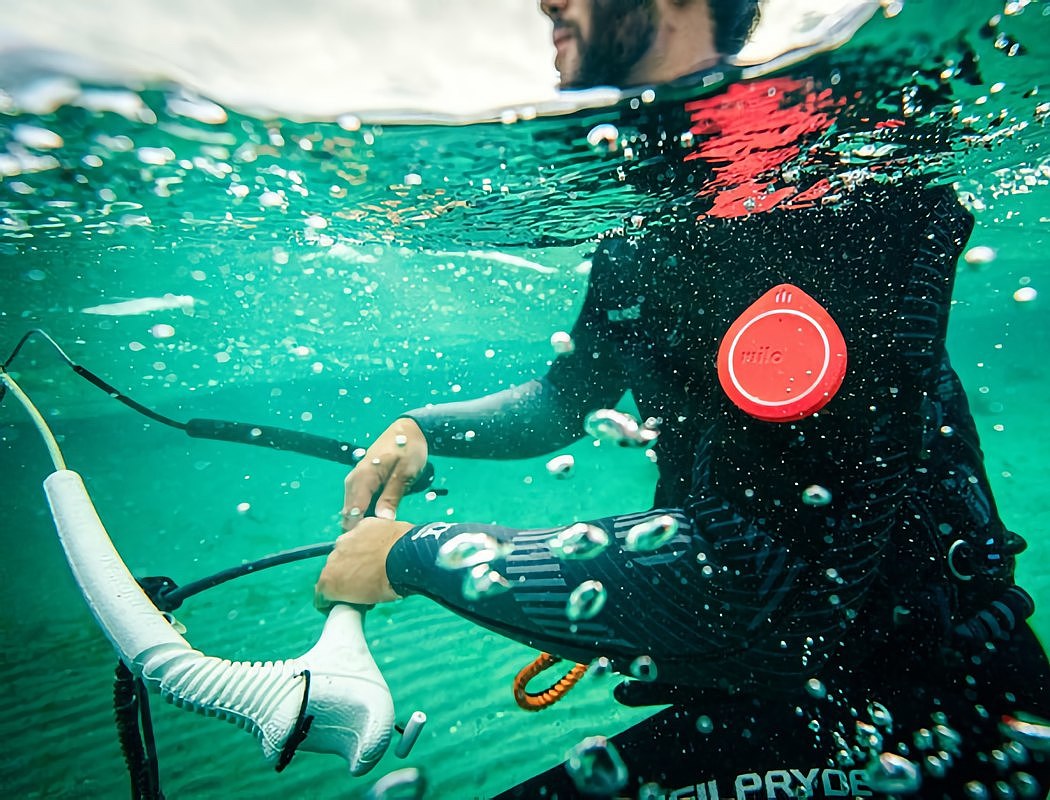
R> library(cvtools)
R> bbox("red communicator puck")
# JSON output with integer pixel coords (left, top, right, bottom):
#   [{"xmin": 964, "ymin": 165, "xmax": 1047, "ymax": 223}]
[{"xmin": 717, "ymin": 283, "xmax": 847, "ymax": 422}]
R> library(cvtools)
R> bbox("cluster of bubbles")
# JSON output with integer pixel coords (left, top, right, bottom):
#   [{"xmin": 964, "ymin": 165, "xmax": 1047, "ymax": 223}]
[
  {"xmin": 435, "ymin": 532, "xmax": 513, "ymax": 601},
  {"xmin": 584, "ymin": 408, "xmax": 660, "ymax": 447},
  {"xmin": 818, "ymin": 698, "xmax": 1050, "ymax": 798}
]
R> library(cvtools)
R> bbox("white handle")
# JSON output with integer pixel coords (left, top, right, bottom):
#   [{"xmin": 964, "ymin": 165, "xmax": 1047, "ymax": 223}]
[{"xmin": 44, "ymin": 469, "xmax": 393, "ymax": 776}]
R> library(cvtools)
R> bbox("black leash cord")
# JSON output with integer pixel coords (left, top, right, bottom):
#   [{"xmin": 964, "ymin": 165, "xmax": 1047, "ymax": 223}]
[
  {"xmin": 157, "ymin": 542, "xmax": 336, "ymax": 611},
  {"xmin": 1, "ymin": 329, "xmax": 440, "ymax": 489}
]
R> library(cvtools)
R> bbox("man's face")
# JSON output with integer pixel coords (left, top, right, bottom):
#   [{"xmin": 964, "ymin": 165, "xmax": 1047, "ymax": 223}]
[{"xmin": 541, "ymin": 0, "xmax": 658, "ymax": 89}]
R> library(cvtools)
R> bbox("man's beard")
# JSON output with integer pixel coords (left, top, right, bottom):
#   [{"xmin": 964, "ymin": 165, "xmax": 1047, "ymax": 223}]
[{"xmin": 569, "ymin": 0, "xmax": 657, "ymax": 89}]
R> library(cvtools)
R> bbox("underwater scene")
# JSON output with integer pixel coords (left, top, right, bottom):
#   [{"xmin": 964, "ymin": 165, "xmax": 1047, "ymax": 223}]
[{"xmin": 2, "ymin": 0, "xmax": 1050, "ymax": 798}]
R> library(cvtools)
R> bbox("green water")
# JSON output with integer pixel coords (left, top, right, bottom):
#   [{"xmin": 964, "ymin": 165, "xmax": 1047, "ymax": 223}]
[{"xmin": 3, "ymin": 3, "xmax": 1050, "ymax": 798}]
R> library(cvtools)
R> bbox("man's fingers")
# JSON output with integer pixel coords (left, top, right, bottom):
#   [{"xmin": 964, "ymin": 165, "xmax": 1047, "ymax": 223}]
[
  {"xmin": 374, "ymin": 471, "xmax": 416, "ymax": 521},
  {"xmin": 342, "ymin": 465, "xmax": 384, "ymax": 531}
]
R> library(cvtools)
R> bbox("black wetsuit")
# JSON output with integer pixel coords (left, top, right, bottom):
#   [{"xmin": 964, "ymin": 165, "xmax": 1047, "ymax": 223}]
[{"xmin": 385, "ymin": 121, "xmax": 1050, "ymax": 796}]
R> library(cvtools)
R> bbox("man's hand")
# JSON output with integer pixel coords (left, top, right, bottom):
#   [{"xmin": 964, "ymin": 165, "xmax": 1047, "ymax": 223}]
[
  {"xmin": 315, "ymin": 517, "xmax": 414, "ymax": 609},
  {"xmin": 341, "ymin": 417, "xmax": 428, "ymax": 531}
]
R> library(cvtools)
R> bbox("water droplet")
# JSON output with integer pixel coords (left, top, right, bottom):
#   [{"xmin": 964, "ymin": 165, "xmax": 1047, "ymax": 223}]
[
  {"xmin": 547, "ymin": 523, "xmax": 609, "ymax": 560},
  {"xmin": 462, "ymin": 564, "xmax": 511, "ymax": 601},
  {"xmin": 149, "ymin": 324, "xmax": 175, "ymax": 339},
  {"xmin": 567, "ymin": 580, "xmax": 607, "ymax": 621},
  {"xmin": 629, "ymin": 655, "xmax": 658, "ymax": 682},
  {"xmin": 565, "ymin": 736, "xmax": 628, "ymax": 796},
  {"xmin": 435, "ymin": 532, "xmax": 513, "ymax": 570},
  {"xmin": 864, "ymin": 753, "xmax": 922, "ymax": 794},
  {"xmin": 625, "ymin": 514, "xmax": 679, "ymax": 551},
  {"xmin": 394, "ymin": 434, "xmax": 408, "ymax": 447},
  {"xmin": 550, "ymin": 330, "xmax": 575, "ymax": 355},
  {"xmin": 586, "ymin": 124, "xmax": 620, "ymax": 153},
  {"xmin": 802, "ymin": 484, "xmax": 833, "ymax": 506},
  {"xmin": 545, "ymin": 454, "xmax": 575, "ymax": 479}
]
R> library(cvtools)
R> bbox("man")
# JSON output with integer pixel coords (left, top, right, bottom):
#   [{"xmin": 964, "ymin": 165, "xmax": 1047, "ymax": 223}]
[{"xmin": 317, "ymin": 1, "xmax": 1050, "ymax": 796}]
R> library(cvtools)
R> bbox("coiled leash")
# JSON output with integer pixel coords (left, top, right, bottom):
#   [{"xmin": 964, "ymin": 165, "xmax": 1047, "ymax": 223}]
[{"xmin": 513, "ymin": 653, "xmax": 588, "ymax": 711}]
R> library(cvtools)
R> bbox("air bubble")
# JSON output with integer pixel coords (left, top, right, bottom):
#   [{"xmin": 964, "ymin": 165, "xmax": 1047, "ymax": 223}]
[
  {"xmin": 13, "ymin": 124, "xmax": 63, "ymax": 150},
  {"xmin": 565, "ymin": 736, "xmax": 628, "ymax": 797},
  {"xmin": 550, "ymin": 330, "xmax": 575, "ymax": 355},
  {"xmin": 629, "ymin": 655, "xmax": 658, "ymax": 682},
  {"xmin": 802, "ymin": 484, "xmax": 833, "ymax": 506},
  {"xmin": 933, "ymin": 724, "xmax": 962, "ymax": 755},
  {"xmin": 547, "ymin": 523, "xmax": 610, "ymax": 560},
  {"xmin": 259, "ymin": 190, "xmax": 285, "ymax": 208},
  {"xmin": 366, "ymin": 766, "xmax": 426, "ymax": 800},
  {"xmin": 856, "ymin": 721, "xmax": 883, "ymax": 751},
  {"xmin": 805, "ymin": 678, "xmax": 827, "ymax": 699},
  {"xmin": 436, "ymin": 532, "xmax": 513, "ymax": 570},
  {"xmin": 1013, "ymin": 286, "xmax": 1037, "ymax": 303},
  {"xmin": 149, "ymin": 324, "xmax": 175, "ymax": 339},
  {"xmin": 696, "ymin": 715, "xmax": 714, "ymax": 734},
  {"xmin": 964, "ymin": 781, "xmax": 990, "ymax": 800},
  {"xmin": 462, "ymin": 564, "xmax": 511, "ymax": 601},
  {"xmin": 625, "ymin": 514, "xmax": 679, "ymax": 551},
  {"xmin": 963, "ymin": 246, "xmax": 997, "ymax": 265},
  {"xmin": 567, "ymin": 580, "xmax": 607, "ymax": 621},
  {"xmin": 586, "ymin": 124, "xmax": 620, "ymax": 153},
  {"xmin": 584, "ymin": 408, "xmax": 659, "ymax": 447},
  {"xmin": 545, "ymin": 454, "xmax": 575, "ymax": 479},
  {"xmin": 864, "ymin": 753, "xmax": 922, "ymax": 794},
  {"xmin": 1000, "ymin": 713, "xmax": 1050, "ymax": 752},
  {"xmin": 868, "ymin": 701, "xmax": 894, "ymax": 730}
]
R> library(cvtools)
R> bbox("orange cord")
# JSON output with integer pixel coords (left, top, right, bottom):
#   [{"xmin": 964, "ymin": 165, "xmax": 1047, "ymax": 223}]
[{"xmin": 513, "ymin": 652, "xmax": 588, "ymax": 711}]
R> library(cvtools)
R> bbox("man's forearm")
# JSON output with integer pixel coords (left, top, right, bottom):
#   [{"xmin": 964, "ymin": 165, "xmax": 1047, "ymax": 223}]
[{"xmin": 404, "ymin": 375, "xmax": 620, "ymax": 459}]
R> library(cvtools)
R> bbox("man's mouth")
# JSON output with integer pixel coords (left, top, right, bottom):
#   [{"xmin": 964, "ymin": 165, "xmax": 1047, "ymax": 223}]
[{"xmin": 552, "ymin": 25, "xmax": 573, "ymax": 51}]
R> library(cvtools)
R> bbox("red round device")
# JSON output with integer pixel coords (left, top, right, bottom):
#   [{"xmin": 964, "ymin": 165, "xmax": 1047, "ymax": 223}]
[{"xmin": 716, "ymin": 283, "xmax": 847, "ymax": 422}]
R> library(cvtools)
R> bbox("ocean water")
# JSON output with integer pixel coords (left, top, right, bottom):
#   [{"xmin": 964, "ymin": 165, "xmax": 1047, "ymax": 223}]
[{"xmin": 2, "ymin": 1, "xmax": 1049, "ymax": 798}]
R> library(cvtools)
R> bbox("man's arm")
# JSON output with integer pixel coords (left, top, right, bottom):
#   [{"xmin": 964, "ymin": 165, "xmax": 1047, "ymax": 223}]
[{"xmin": 341, "ymin": 242, "xmax": 629, "ymax": 527}]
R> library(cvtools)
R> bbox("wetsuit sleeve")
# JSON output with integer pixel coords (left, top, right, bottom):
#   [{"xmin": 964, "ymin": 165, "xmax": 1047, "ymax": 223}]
[
  {"xmin": 404, "ymin": 243, "xmax": 628, "ymax": 459},
  {"xmin": 387, "ymin": 187, "xmax": 976, "ymax": 693}
]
